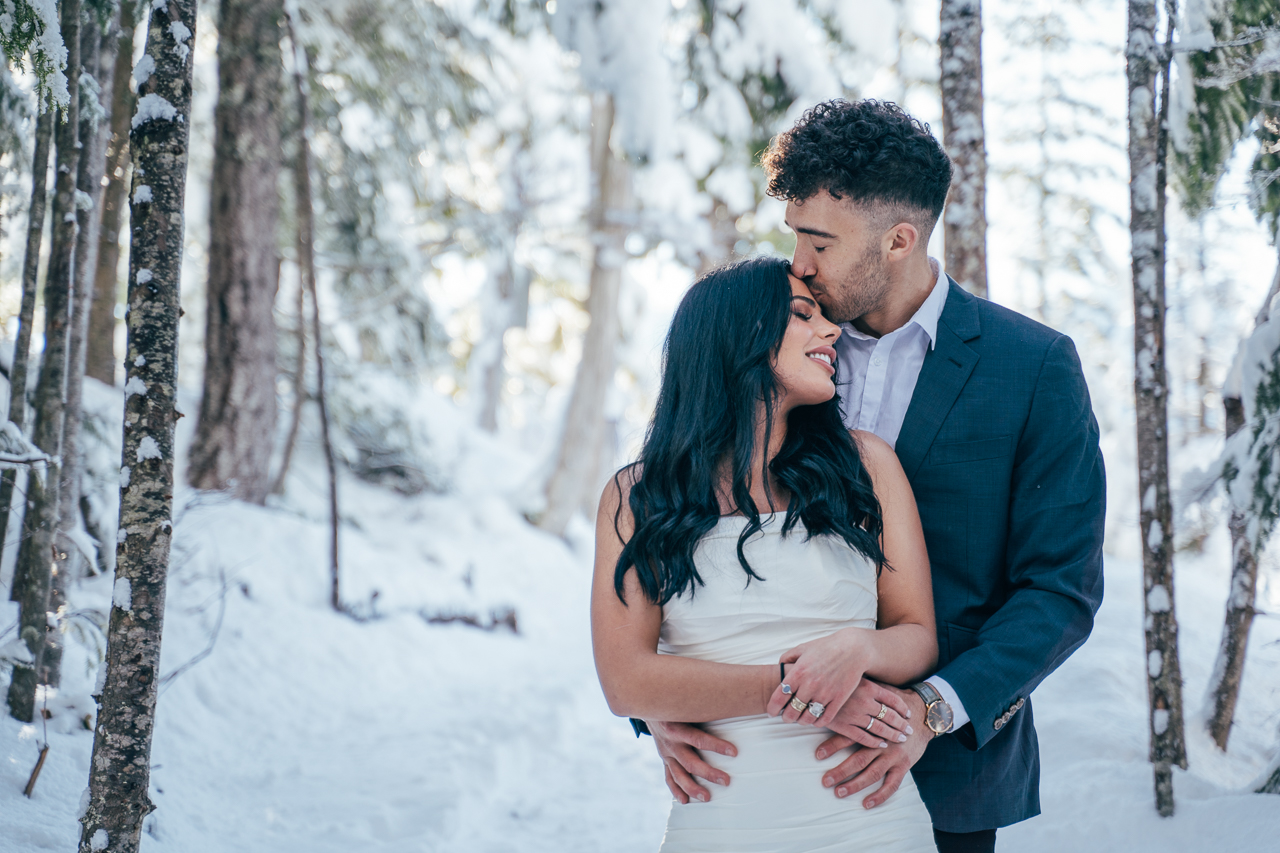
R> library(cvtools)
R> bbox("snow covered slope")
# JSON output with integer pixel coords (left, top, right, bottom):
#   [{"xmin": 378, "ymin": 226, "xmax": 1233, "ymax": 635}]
[{"xmin": 2, "ymin": 390, "xmax": 1279, "ymax": 852}]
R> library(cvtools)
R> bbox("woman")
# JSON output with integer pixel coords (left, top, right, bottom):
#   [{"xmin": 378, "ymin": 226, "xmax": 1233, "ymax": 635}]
[{"xmin": 591, "ymin": 257, "xmax": 937, "ymax": 851}]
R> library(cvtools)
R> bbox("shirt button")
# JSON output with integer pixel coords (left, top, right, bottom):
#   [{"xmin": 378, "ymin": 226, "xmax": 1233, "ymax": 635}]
[{"xmin": 873, "ymin": 357, "xmax": 884, "ymax": 366}]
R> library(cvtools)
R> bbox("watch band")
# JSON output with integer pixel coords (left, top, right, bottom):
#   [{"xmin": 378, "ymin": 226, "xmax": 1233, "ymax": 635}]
[{"xmin": 909, "ymin": 681, "xmax": 942, "ymax": 707}]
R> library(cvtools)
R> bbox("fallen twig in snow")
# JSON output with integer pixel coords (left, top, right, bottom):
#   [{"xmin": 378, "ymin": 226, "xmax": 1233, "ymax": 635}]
[
  {"xmin": 23, "ymin": 744, "xmax": 49, "ymax": 798},
  {"xmin": 422, "ymin": 607, "xmax": 518, "ymax": 634}
]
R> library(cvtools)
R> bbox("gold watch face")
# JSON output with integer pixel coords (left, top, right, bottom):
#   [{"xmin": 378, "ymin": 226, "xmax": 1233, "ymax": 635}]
[{"xmin": 926, "ymin": 700, "xmax": 953, "ymax": 734}]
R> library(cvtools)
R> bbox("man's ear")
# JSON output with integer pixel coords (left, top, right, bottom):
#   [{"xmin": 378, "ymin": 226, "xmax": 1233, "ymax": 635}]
[{"xmin": 882, "ymin": 221, "xmax": 920, "ymax": 261}]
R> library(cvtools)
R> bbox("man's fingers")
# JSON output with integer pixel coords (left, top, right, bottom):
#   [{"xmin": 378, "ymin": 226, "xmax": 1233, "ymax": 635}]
[
  {"xmin": 682, "ymin": 727, "xmax": 738, "ymax": 757},
  {"xmin": 861, "ymin": 764, "xmax": 907, "ymax": 809},
  {"xmin": 665, "ymin": 757, "xmax": 712, "ymax": 803},
  {"xmin": 834, "ymin": 755, "xmax": 889, "ymax": 799},
  {"xmin": 664, "ymin": 765, "xmax": 690, "ymax": 804},
  {"xmin": 815, "ymin": 733, "xmax": 854, "ymax": 760},
  {"xmin": 821, "ymin": 746, "xmax": 876, "ymax": 789},
  {"xmin": 673, "ymin": 744, "xmax": 731, "ymax": 787}
]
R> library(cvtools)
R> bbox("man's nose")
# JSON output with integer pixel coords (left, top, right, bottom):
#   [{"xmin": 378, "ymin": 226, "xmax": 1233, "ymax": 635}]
[{"xmin": 791, "ymin": 244, "xmax": 817, "ymax": 279}]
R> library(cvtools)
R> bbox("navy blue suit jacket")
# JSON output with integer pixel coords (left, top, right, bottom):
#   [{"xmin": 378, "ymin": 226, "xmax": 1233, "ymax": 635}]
[{"xmin": 901, "ymin": 279, "xmax": 1105, "ymax": 832}]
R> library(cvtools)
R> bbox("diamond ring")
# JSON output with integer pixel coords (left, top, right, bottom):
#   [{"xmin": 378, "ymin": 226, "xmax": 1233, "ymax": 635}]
[{"xmin": 807, "ymin": 701, "xmax": 826, "ymax": 719}]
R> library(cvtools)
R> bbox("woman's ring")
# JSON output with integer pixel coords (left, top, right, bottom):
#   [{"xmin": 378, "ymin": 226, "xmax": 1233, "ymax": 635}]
[
  {"xmin": 807, "ymin": 702, "xmax": 826, "ymax": 719},
  {"xmin": 875, "ymin": 704, "xmax": 888, "ymax": 721},
  {"xmin": 789, "ymin": 696, "xmax": 809, "ymax": 714},
  {"xmin": 781, "ymin": 683, "xmax": 793, "ymax": 695}
]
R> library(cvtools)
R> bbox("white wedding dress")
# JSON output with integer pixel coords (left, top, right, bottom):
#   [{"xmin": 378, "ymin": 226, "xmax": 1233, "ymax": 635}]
[{"xmin": 657, "ymin": 514, "xmax": 935, "ymax": 852}]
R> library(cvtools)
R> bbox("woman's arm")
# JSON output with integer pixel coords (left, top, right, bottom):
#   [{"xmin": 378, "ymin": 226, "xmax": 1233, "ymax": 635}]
[
  {"xmin": 590, "ymin": 473, "xmax": 779, "ymax": 722},
  {"xmin": 767, "ymin": 431, "xmax": 938, "ymax": 724}
]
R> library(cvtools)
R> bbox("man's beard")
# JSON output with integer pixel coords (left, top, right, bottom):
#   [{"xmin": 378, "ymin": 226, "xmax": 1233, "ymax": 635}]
[{"xmin": 814, "ymin": 240, "xmax": 891, "ymax": 326}]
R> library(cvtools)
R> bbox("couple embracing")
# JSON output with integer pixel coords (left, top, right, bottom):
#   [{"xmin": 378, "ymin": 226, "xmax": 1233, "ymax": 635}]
[{"xmin": 591, "ymin": 100, "xmax": 1105, "ymax": 852}]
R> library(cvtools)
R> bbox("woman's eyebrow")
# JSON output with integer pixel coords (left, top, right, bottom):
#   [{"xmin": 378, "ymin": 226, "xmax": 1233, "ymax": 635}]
[{"xmin": 791, "ymin": 295, "xmax": 818, "ymax": 308}]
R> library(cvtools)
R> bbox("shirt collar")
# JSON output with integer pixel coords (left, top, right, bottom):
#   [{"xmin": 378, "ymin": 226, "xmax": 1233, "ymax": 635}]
[{"xmin": 839, "ymin": 259, "xmax": 948, "ymax": 350}]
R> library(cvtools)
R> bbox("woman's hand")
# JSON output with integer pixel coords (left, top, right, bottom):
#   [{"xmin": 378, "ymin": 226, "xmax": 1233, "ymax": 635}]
[{"xmin": 765, "ymin": 627, "xmax": 887, "ymax": 727}]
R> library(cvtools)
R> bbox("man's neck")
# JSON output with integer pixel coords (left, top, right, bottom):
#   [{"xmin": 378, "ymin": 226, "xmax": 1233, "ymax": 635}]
[{"xmin": 852, "ymin": 256, "xmax": 940, "ymax": 339}]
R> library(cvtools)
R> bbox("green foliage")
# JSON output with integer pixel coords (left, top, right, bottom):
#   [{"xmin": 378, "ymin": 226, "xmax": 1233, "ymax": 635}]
[
  {"xmin": 1175, "ymin": 0, "xmax": 1280, "ymax": 231},
  {"xmin": 0, "ymin": 0, "xmax": 69, "ymax": 109},
  {"xmin": 296, "ymin": 0, "xmax": 484, "ymax": 372}
]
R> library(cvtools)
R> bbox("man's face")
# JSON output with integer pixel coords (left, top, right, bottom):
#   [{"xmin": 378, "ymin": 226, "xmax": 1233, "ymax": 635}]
[{"xmin": 785, "ymin": 191, "xmax": 891, "ymax": 326}]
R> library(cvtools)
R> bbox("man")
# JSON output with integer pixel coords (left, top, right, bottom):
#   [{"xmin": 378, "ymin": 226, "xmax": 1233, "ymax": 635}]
[{"xmin": 639, "ymin": 100, "xmax": 1106, "ymax": 853}]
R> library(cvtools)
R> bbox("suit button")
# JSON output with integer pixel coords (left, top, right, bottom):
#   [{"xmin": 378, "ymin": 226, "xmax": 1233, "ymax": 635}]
[
  {"xmin": 994, "ymin": 718, "xmax": 1004, "ymax": 730},
  {"xmin": 1016, "ymin": 698, "xmax": 1024, "ymax": 709}
]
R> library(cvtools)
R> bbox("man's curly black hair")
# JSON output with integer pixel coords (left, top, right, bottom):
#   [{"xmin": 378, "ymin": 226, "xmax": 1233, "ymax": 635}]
[{"xmin": 762, "ymin": 99, "xmax": 953, "ymax": 233}]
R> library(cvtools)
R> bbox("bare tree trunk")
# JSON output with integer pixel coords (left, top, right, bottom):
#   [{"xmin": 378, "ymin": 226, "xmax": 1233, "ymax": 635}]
[
  {"xmin": 474, "ymin": 241, "xmax": 528, "ymax": 432},
  {"xmin": 78, "ymin": 3, "xmax": 196, "ymax": 850},
  {"xmin": 47, "ymin": 3, "xmax": 120, "ymax": 688},
  {"xmin": 1205, "ymin": 247, "xmax": 1279, "ymax": 749},
  {"xmin": 6, "ymin": 0, "xmax": 81, "ymax": 723},
  {"xmin": 539, "ymin": 92, "xmax": 628, "ymax": 536},
  {"xmin": 0, "ymin": 108, "xmax": 53, "ymax": 578},
  {"xmin": 283, "ymin": 11, "xmax": 341, "ymax": 610},
  {"xmin": 87, "ymin": 0, "xmax": 138, "ymax": 386},
  {"xmin": 271, "ymin": 268, "xmax": 305, "ymax": 494},
  {"xmin": 695, "ymin": 197, "xmax": 741, "ymax": 277},
  {"xmin": 187, "ymin": 0, "xmax": 283, "ymax": 505},
  {"xmin": 940, "ymin": 0, "xmax": 989, "ymax": 299},
  {"xmin": 1128, "ymin": 0, "xmax": 1186, "ymax": 817}
]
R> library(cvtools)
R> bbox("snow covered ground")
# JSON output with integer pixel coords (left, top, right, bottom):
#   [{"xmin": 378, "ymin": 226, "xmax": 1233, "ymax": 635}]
[{"xmin": 2, "ymin": 389, "xmax": 1279, "ymax": 852}]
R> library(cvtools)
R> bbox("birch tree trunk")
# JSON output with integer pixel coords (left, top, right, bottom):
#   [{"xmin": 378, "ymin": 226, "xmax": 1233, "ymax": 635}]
[
  {"xmin": 186, "ymin": 0, "xmax": 283, "ymax": 505},
  {"xmin": 87, "ymin": 0, "xmax": 138, "ymax": 385},
  {"xmin": 6, "ymin": 0, "xmax": 81, "ymax": 723},
  {"xmin": 0, "ymin": 108, "xmax": 53, "ymax": 577},
  {"xmin": 78, "ymin": 2, "xmax": 196, "ymax": 849},
  {"xmin": 46, "ymin": 7, "xmax": 118, "ymax": 686},
  {"xmin": 940, "ymin": 0, "xmax": 989, "ymax": 299},
  {"xmin": 1127, "ymin": 0, "xmax": 1186, "ymax": 817},
  {"xmin": 538, "ymin": 92, "xmax": 627, "ymax": 536},
  {"xmin": 474, "ymin": 241, "xmax": 528, "ymax": 432},
  {"xmin": 1206, "ymin": 250, "xmax": 1279, "ymax": 749}
]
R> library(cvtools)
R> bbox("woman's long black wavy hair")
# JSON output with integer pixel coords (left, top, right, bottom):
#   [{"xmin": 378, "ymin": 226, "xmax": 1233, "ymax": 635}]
[{"xmin": 613, "ymin": 256, "xmax": 887, "ymax": 606}]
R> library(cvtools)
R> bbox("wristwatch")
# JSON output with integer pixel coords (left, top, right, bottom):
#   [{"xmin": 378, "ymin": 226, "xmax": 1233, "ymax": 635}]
[{"xmin": 909, "ymin": 682, "xmax": 954, "ymax": 737}]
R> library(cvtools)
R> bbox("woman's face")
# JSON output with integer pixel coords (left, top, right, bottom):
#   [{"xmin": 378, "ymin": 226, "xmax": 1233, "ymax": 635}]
[{"xmin": 774, "ymin": 274, "xmax": 842, "ymax": 410}]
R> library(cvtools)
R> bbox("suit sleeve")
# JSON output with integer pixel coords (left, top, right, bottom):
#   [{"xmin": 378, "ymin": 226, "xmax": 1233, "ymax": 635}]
[{"xmin": 935, "ymin": 334, "xmax": 1106, "ymax": 750}]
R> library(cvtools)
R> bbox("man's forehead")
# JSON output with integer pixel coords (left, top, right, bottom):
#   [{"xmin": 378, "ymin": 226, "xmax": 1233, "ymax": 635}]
[{"xmin": 785, "ymin": 194, "xmax": 861, "ymax": 237}]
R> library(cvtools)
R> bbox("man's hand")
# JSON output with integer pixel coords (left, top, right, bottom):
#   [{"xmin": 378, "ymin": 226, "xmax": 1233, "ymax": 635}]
[
  {"xmin": 649, "ymin": 721, "xmax": 738, "ymax": 804},
  {"xmin": 814, "ymin": 686, "xmax": 930, "ymax": 809}
]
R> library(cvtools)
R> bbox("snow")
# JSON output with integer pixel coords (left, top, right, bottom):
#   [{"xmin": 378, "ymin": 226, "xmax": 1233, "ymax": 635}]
[
  {"xmin": 169, "ymin": 21, "xmax": 193, "ymax": 63},
  {"xmin": 89, "ymin": 828, "xmax": 108, "ymax": 851},
  {"xmin": 133, "ymin": 185, "xmax": 153, "ymax": 205},
  {"xmin": 119, "ymin": 466, "xmax": 130, "ymax": 489},
  {"xmin": 133, "ymin": 55, "xmax": 156, "ymax": 89},
  {"xmin": 137, "ymin": 269, "xmax": 154, "ymax": 284},
  {"xmin": 124, "ymin": 376, "xmax": 147, "ymax": 398},
  {"xmin": 136, "ymin": 436, "xmax": 162, "ymax": 462},
  {"xmin": 131, "ymin": 93, "xmax": 178, "ymax": 129},
  {"xmin": 112, "ymin": 578, "xmax": 131, "ymax": 612},
  {"xmin": 1, "ymin": 388, "xmax": 1277, "ymax": 851}
]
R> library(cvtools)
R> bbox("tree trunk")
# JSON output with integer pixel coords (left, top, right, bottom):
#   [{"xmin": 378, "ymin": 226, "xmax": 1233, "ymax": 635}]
[
  {"xmin": 696, "ymin": 197, "xmax": 741, "ymax": 277},
  {"xmin": 78, "ymin": 2, "xmax": 196, "ymax": 849},
  {"xmin": 0, "ymin": 108, "xmax": 53, "ymax": 579},
  {"xmin": 1127, "ymin": 0, "xmax": 1186, "ymax": 817},
  {"xmin": 1205, "ymin": 248, "xmax": 1279, "ymax": 750},
  {"xmin": 283, "ymin": 11, "xmax": 340, "ymax": 610},
  {"xmin": 940, "ymin": 0, "xmax": 989, "ymax": 299},
  {"xmin": 539, "ymin": 92, "xmax": 627, "ymax": 536},
  {"xmin": 6, "ymin": 0, "xmax": 81, "ymax": 723},
  {"xmin": 186, "ymin": 0, "xmax": 283, "ymax": 505},
  {"xmin": 474, "ymin": 242, "xmax": 528, "ymax": 432},
  {"xmin": 87, "ymin": 0, "xmax": 138, "ymax": 386},
  {"xmin": 46, "ymin": 3, "xmax": 120, "ymax": 688}
]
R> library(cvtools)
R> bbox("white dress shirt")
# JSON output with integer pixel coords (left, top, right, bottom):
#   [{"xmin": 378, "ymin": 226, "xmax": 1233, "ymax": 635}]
[{"xmin": 832, "ymin": 265, "xmax": 971, "ymax": 730}]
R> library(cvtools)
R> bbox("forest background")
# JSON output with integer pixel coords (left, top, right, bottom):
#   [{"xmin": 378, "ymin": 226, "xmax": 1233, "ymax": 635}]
[{"xmin": 0, "ymin": 0, "xmax": 1278, "ymax": 850}]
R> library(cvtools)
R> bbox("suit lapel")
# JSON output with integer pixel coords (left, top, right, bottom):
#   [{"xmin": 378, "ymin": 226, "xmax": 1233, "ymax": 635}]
[{"xmin": 895, "ymin": 279, "xmax": 981, "ymax": 481}]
